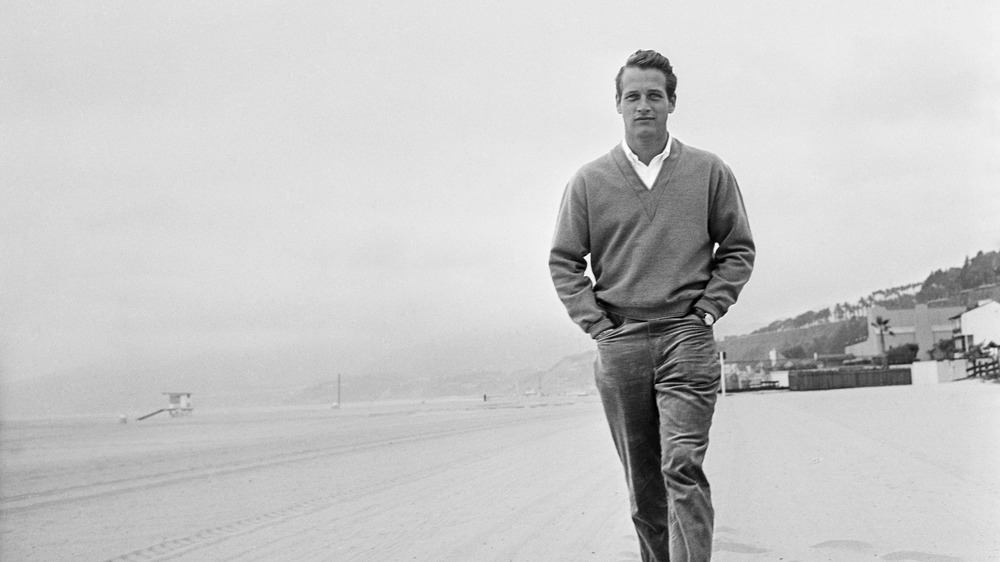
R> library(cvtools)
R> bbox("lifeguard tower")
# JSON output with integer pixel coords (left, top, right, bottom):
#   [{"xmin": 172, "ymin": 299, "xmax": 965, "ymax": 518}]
[{"xmin": 137, "ymin": 392, "xmax": 193, "ymax": 420}]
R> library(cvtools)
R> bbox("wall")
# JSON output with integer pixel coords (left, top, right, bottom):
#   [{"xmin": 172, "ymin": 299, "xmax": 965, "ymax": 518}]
[
  {"xmin": 911, "ymin": 360, "xmax": 968, "ymax": 385},
  {"xmin": 770, "ymin": 370, "xmax": 789, "ymax": 388}
]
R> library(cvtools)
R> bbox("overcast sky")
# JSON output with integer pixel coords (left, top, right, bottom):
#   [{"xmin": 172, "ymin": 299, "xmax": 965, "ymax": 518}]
[{"xmin": 2, "ymin": 1, "xmax": 998, "ymax": 383}]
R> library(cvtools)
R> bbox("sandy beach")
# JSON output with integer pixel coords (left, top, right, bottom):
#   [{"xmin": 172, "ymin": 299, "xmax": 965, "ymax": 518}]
[{"xmin": 2, "ymin": 380, "xmax": 998, "ymax": 561}]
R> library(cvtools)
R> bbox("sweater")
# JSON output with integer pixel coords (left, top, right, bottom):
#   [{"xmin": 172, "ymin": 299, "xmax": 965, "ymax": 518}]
[{"xmin": 549, "ymin": 139, "xmax": 755, "ymax": 338}]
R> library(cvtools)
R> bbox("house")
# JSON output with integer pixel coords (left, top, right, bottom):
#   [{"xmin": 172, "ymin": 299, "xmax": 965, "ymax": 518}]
[
  {"xmin": 846, "ymin": 303, "xmax": 965, "ymax": 358},
  {"xmin": 953, "ymin": 300, "xmax": 1000, "ymax": 352}
]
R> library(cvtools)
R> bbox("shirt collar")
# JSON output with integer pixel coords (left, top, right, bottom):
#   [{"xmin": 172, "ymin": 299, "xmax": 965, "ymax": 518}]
[{"xmin": 621, "ymin": 135, "xmax": 672, "ymax": 167}]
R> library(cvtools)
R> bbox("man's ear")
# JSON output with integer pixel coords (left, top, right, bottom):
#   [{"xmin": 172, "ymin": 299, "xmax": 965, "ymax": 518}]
[{"xmin": 616, "ymin": 97, "xmax": 623, "ymax": 114}]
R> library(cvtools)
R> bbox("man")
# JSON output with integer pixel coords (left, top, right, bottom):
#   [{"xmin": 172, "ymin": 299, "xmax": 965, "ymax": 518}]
[{"xmin": 549, "ymin": 50, "xmax": 754, "ymax": 561}]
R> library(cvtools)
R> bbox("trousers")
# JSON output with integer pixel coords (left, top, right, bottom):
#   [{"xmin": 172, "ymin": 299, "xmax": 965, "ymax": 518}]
[{"xmin": 595, "ymin": 314, "xmax": 720, "ymax": 562}]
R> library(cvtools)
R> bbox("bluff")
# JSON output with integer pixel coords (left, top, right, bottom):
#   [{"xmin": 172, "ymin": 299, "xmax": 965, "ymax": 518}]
[
  {"xmin": 721, "ymin": 249, "xmax": 1000, "ymax": 362},
  {"xmin": 718, "ymin": 318, "xmax": 867, "ymax": 362}
]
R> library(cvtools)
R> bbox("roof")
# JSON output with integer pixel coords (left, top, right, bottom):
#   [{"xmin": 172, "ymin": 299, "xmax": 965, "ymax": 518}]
[{"xmin": 952, "ymin": 299, "xmax": 999, "ymax": 319}]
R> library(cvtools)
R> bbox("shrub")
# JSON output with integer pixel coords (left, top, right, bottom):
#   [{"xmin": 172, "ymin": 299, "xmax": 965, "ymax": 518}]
[{"xmin": 887, "ymin": 343, "xmax": 920, "ymax": 365}]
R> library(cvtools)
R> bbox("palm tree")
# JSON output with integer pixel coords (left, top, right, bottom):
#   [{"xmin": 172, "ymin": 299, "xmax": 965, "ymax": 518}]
[{"xmin": 872, "ymin": 316, "xmax": 894, "ymax": 369}]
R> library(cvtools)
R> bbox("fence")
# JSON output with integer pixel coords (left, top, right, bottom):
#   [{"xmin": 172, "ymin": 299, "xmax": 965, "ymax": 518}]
[
  {"xmin": 967, "ymin": 357, "xmax": 1000, "ymax": 380},
  {"xmin": 787, "ymin": 368, "xmax": 912, "ymax": 391},
  {"xmin": 721, "ymin": 357, "xmax": 919, "ymax": 392},
  {"xmin": 724, "ymin": 351, "xmax": 999, "ymax": 391}
]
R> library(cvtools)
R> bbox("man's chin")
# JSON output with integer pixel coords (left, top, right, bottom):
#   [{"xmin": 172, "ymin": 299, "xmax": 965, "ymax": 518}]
[{"xmin": 630, "ymin": 127, "xmax": 666, "ymax": 140}]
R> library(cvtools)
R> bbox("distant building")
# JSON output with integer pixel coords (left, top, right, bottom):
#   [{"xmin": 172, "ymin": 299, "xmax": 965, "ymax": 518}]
[
  {"xmin": 846, "ymin": 303, "xmax": 965, "ymax": 358},
  {"xmin": 164, "ymin": 392, "xmax": 193, "ymax": 413},
  {"xmin": 138, "ymin": 392, "xmax": 193, "ymax": 421},
  {"xmin": 953, "ymin": 300, "xmax": 1000, "ymax": 351}
]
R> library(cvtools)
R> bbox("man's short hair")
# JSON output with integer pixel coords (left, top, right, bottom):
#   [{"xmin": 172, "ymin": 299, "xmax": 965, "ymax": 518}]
[{"xmin": 615, "ymin": 50, "xmax": 677, "ymax": 104}]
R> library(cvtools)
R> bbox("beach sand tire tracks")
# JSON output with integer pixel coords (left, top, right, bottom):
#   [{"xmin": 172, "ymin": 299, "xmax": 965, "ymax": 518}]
[
  {"xmin": 2, "ymin": 408, "xmax": 563, "ymax": 515},
  {"xmin": 98, "ymin": 408, "xmax": 591, "ymax": 561}
]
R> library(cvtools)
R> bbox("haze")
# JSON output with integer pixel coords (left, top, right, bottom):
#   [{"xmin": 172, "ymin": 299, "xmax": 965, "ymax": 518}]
[{"xmin": 2, "ymin": 1, "xmax": 997, "ymax": 389}]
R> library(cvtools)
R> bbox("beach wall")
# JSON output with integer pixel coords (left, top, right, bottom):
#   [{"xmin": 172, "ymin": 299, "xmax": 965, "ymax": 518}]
[
  {"xmin": 911, "ymin": 360, "xmax": 968, "ymax": 385},
  {"xmin": 788, "ymin": 367, "xmax": 912, "ymax": 391},
  {"xmin": 770, "ymin": 370, "xmax": 790, "ymax": 388}
]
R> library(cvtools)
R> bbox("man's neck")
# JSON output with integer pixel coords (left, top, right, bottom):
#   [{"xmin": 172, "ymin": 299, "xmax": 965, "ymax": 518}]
[{"xmin": 625, "ymin": 132, "xmax": 669, "ymax": 165}]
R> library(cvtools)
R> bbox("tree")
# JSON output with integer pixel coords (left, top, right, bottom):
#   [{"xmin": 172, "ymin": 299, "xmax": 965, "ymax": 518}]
[
  {"xmin": 871, "ymin": 316, "xmax": 893, "ymax": 369},
  {"xmin": 782, "ymin": 345, "xmax": 809, "ymax": 359},
  {"xmin": 817, "ymin": 308, "xmax": 831, "ymax": 324}
]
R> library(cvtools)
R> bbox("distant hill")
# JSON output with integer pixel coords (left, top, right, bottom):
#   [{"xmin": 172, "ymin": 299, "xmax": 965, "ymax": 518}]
[
  {"xmin": 719, "ymin": 318, "xmax": 867, "ymax": 362},
  {"xmin": 0, "ymin": 349, "xmax": 345, "ymax": 419},
  {"xmin": 0, "ymin": 349, "xmax": 599, "ymax": 419},
  {"xmin": 749, "ymin": 249, "xmax": 999, "ymax": 335},
  {"xmin": 719, "ymin": 248, "xmax": 999, "ymax": 362},
  {"xmin": 916, "ymin": 249, "xmax": 1000, "ymax": 305},
  {"xmin": 291, "ymin": 351, "xmax": 598, "ymax": 405},
  {"xmin": 295, "ymin": 250, "xmax": 999, "ymax": 401},
  {"xmin": 5, "ymin": 250, "xmax": 996, "ymax": 419}
]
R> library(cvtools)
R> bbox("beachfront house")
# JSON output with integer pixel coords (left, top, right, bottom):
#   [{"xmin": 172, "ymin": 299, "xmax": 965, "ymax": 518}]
[
  {"xmin": 952, "ymin": 300, "xmax": 1000, "ymax": 353},
  {"xmin": 845, "ymin": 303, "xmax": 965, "ymax": 359}
]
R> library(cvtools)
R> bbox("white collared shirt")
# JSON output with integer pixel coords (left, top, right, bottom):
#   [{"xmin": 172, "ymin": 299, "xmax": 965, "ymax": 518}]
[{"xmin": 621, "ymin": 136, "xmax": 672, "ymax": 189}]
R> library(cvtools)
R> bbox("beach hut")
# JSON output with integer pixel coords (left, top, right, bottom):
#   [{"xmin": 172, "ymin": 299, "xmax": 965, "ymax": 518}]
[
  {"xmin": 137, "ymin": 392, "xmax": 193, "ymax": 420},
  {"xmin": 164, "ymin": 392, "xmax": 193, "ymax": 416}
]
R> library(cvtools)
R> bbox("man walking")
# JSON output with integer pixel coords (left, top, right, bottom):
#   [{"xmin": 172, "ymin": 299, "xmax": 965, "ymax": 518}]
[{"xmin": 549, "ymin": 50, "xmax": 755, "ymax": 561}]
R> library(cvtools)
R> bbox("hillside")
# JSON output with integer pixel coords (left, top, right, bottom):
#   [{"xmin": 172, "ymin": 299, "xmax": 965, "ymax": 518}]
[
  {"xmin": 0, "ymin": 349, "xmax": 599, "ymax": 419},
  {"xmin": 916, "ymin": 250, "xmax": 1000, "ymax": 304},
  {"xmin": 289, "ymin": 352, "xmax": 598, "ymax": 404},
  {"xmin": 719, "ymin": 249, "xmax": 998, "ymax": 362},
  {"xmin": 5, "ymin": 250, "xmax": 996, "ymax": 419},
  {"xmin": 750, "ymin": 249, "xmax": 999, "ymax": 335},
  {"xmin": 0, "ymin": 350, "xmax": 344, "ymax": 419},
  {"xmin": 719, "ymin": 318, "xmax": 867, "ymax": 362}
]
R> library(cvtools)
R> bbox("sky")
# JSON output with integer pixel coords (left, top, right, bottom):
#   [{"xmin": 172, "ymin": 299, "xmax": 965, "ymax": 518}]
[{"xmin": 2, "ymin": 1, "xmax": 998, "ymax": 384}]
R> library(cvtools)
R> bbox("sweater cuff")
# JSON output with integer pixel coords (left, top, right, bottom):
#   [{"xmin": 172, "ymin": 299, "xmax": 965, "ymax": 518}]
[
  {"xmin": 588, "ymin": 318, "xmax": 615, "ymax": 339},
  {"xmin": 694, "ymin": 301, "xmax": 722, "ymax": 321}
]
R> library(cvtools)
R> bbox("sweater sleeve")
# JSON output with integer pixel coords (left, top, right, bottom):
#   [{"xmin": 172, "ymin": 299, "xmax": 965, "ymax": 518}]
[
  {"xmin": 694, "ymin": 161, "xmax": 755, "ymax": 320},
  {"xmin": 549, "ymin": 175, "xmax": 615, "ymax": 338}
]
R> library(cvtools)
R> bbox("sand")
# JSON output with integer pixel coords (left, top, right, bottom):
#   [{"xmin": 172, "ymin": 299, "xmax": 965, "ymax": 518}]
[{"xmin": 1, "ymin": 381, "xmax": 998, "ymax": 561}]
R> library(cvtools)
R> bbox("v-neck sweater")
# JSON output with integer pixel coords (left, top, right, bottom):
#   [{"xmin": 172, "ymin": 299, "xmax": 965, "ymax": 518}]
[{"xmin": 549, "ymin": 138, "xmax": 755, "ymax": 337}]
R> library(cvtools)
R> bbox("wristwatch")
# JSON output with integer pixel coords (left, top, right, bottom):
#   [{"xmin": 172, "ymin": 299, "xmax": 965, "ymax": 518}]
[{"xmin": 694, "ymin": 309, "xmax": 715, "ymax": 326}]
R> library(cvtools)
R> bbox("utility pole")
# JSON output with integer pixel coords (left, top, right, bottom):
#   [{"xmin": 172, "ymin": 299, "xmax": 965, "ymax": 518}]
[{"xmin": 719, "ymin": 351, "xmax": 727, "ymax": 396}]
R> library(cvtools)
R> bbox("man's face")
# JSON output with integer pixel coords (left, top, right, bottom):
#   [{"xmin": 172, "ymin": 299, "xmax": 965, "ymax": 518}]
[{"xmin": 616, "ymin": 66, "xmax": 674, "ymax": 141}]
